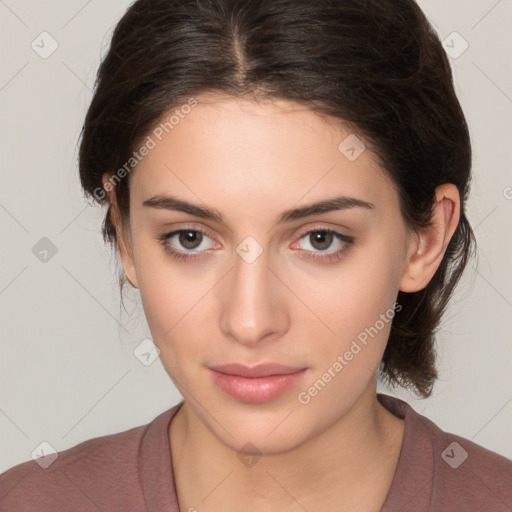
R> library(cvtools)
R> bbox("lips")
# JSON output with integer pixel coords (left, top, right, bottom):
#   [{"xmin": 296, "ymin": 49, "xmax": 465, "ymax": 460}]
[
  {"xmin": 207, "ymin": 363, "xmax": 309, "ymax": 402},
  {"xmin": 208, "ymin": 363, "xmax": 306, "ymax": 378}
]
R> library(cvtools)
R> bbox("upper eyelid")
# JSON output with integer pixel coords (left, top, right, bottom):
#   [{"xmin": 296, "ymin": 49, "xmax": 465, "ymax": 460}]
[
  {"xmin": 163, "ymin": 220, "xmax": 351, "ymax": 235},
  {"xmin": 298, "ymin": 225, "xmax": 352, "ymax": 238}
]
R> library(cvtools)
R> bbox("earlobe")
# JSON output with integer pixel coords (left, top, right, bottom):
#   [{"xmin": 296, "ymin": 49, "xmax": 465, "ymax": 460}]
[
  {"xmin": 399, "ymin": 184, "xmax": 461, "ymax": 293},
  {"xmin": 117, "ymin": 225, "xmax": 139, "ymax": 290},
  {"xmin": 101, "ymin": 173, "xmax": 139, "ymax": 289}
]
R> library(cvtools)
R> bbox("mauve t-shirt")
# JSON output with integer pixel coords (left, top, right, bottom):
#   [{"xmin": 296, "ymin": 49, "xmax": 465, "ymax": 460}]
[{"xmin": 1, "ymin": 393, "xmax": 511, "ymax": 511}]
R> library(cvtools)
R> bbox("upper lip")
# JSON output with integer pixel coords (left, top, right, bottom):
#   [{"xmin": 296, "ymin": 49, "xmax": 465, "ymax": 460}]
[{"xmin": 208, "ymin": 363, "xmax": 306, "ymax": 378}]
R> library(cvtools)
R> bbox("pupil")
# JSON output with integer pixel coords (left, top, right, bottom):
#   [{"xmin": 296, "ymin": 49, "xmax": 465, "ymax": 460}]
[
  {"xmin": 180, "ymin": 231, "xmax": 201, "ymax": 249},
  {"xmin": 312, "ymin": 231, "xmax": 332, "ymax": 250}
]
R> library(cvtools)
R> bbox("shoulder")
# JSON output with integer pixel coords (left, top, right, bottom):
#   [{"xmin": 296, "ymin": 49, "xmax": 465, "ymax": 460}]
[
  {"xmin": 421, "ymin": 413, "xmax": 512, "ymax": 509},
  {"xmin": 379, "ymin": 393, "xmax": 512, "ymax": 510},
  {"xmin": 0, "ymin": 408, "xmax": 173, "ymax": 512}
]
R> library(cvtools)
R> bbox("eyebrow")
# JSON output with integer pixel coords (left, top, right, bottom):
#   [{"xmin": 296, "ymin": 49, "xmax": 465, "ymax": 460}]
[{"xmin": 142, "ymin": 194, "xmax": 375, "ymax": 224}]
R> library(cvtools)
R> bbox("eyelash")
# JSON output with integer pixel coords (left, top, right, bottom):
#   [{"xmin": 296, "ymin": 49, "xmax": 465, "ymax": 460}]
[{"xmin": 156, "ymin": 227, "xmax": 354, "ymax": 263}]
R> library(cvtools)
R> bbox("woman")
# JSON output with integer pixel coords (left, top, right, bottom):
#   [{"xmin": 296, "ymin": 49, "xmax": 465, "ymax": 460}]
[{"xmin": 1, "ymin": 0, "xmax": 511, "ymax": 510}]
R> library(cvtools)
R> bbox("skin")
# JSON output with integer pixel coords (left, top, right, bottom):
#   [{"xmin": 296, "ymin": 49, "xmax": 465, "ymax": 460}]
[{"xmin": 103, "ymin": 95, "xmax": 460, "ymax": 512}]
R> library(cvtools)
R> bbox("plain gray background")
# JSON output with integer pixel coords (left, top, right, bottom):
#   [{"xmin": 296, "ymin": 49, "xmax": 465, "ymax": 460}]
[{"xmin": 0, "ymin": 0, "xmax": 511, "ymax": 473}]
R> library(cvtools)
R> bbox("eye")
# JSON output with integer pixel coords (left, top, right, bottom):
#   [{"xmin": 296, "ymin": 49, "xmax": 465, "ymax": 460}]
[
  {"xmin": 156, "ymin": 226, "xmax": 354, "ymax": 264},
  {"xmin": 157, "ymin": 228, "xmax": 216, "ymax": 261},
  {"xmin": 292, "ymin": 228, "xmax": 354, "ymax": 263}
]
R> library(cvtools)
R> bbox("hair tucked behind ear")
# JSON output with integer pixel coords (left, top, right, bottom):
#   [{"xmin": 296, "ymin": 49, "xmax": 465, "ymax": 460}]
[{"xmin": 78, "ymin": 0, "xmax": 476, "ymax": 399}]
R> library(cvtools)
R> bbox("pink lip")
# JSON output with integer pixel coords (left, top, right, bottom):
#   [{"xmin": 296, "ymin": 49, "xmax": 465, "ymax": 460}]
[{"xmin": 208, "ymin": 363, "xmax": 308, "ymax": 403}]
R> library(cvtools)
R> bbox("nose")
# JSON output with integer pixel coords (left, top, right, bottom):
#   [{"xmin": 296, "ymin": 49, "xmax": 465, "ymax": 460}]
[{"xmin": 219, "ymin": 242, "xmax": 290, "ymax": 347}]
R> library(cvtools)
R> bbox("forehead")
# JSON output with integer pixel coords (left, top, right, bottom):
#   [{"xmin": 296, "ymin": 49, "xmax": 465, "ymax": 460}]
[{"xmin": 128, "ymin": 95, "xmax": 396, "ymax": 213}]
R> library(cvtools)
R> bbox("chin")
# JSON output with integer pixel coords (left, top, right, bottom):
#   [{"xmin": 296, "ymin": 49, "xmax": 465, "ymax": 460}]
[
  {"xmin": 202, "ymin": 399, "xmax": 314, "ymax": 454},
  {"xmin": 221, "ymin": 426, "xmax": 308, "ymax": 457}
]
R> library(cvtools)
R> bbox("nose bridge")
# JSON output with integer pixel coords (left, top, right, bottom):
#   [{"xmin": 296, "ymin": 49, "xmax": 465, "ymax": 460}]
[{"xmin": 219, "ymin": 235, "xmax": 287, "ymax": 345}]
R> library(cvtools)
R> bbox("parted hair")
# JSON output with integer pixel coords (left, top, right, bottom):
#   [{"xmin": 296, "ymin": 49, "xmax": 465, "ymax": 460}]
[{"xmin": 78, "ymin": 0, "xmax": 476, "ymax": 399}]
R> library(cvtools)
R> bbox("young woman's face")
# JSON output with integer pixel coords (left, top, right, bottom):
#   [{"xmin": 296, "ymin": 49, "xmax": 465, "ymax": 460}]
[{"xmin": 119, "ymin": 96, "xmax": 416, "ymax": 453}]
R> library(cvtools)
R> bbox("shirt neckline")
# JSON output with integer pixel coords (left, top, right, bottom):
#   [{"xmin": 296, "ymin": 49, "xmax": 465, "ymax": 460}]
[
  {"xmin": 378, "ymin": 393, "xmax": 436, "ymax": 511},
  {"xmin": 138, "ymin": 394, "xmax": 435, "ymax": 511}
]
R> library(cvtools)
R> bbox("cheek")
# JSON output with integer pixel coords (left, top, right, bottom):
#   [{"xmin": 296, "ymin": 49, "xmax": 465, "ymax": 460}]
[
  {"xmin": 305, "ymin": 236, "xmax": 405, "ymax": 376},
  {"xmin": 294, "ymin": 253, "xmax": 403, "ymax": 407},
  {"xmin": 136, "ymin": 277, "xmax": 207, "ymax": 383},
  {"xmin": 137, "ymin": 268, "xmax": 208, "ymax": 341},
  {"xmin": 132, "ymin": 239, "xmax": 221, "ymax": 371},
  {"xmin": 321, "ymin": 246, "xmax": 402, "ymax": 330}
]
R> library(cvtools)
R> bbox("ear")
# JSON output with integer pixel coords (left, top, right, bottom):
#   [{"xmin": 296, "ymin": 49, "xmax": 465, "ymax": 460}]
[
  {"xmin": 101, "ymin": 173, "xmax": 139, "ymax": 289},
  {"xmin": 399, "ymin": 183, "xmax": 461, "ymax": 293}
]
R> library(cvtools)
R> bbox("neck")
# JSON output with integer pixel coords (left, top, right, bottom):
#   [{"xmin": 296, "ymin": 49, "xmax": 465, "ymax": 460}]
[{"xmin": 169, "ymin": 386, "xmax": 404, "ymax": 512}]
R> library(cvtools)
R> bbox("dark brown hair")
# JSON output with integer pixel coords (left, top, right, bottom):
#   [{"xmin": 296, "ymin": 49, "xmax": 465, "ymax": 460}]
[{"xmin": 78, "ymin": 0, "xmax": 476, "ymax": 399}]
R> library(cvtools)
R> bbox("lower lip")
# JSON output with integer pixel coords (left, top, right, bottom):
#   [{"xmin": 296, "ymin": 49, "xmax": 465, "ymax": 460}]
[{"xmin": 208, "ymin": 368, "xmax": 308, "ymax": 403}]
